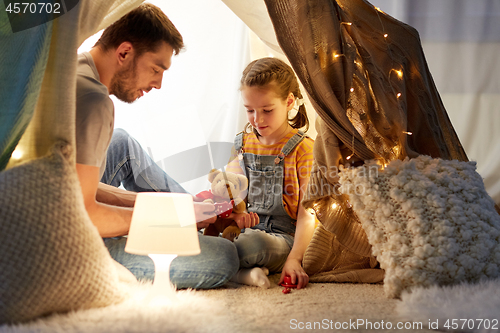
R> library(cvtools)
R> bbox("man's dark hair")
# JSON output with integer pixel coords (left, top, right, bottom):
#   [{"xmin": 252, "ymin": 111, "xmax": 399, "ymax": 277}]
[{"xmin": 94, "ymin": 3, "xmax": 184, "ymax": 56}]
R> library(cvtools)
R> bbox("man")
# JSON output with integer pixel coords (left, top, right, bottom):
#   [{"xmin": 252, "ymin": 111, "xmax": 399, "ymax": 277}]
[{"xmin": 75, "ymin": 3, "xmax": 242, "ymax": 289}]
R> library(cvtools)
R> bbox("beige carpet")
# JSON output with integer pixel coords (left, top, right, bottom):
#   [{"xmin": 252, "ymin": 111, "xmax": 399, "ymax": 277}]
[{"xmin": 0, "ymin": 274, "xmax": 440, "ymax": 333}]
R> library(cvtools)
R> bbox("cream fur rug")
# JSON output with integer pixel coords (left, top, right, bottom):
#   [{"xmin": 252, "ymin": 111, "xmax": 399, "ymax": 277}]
[
  {"xmin": 0, "ymin": 275, "xmax": 422, "ymax": 333},
  {"xmin": 398, "ymin": 279, "xmax": 500, "ymax": 333},
  {"xmin": 1, "ymin": 276, "xmax": 498, "ymax": 332}
]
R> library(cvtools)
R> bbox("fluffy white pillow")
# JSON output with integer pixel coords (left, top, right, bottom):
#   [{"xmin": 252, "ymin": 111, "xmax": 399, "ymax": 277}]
[
  {"xmin": 339, "ymin": 155, "xmax": 500, "ymax": 298},
  {"xmin": 0, "ymin": 145, "xmax": 125, "ymax": 324}
]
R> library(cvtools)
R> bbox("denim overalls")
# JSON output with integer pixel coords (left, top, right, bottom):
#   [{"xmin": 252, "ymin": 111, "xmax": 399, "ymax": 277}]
[
  {"xmin": 235, "ymin": 130, "xmax": 306, "ymax": 235},
  {"xmin": 233, "ymin": 130, "xmax": 306, "ymax": 272}
]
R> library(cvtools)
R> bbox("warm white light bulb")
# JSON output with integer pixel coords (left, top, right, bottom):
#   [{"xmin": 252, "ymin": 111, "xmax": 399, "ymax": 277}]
[
  {"xmin": 384, "ymin": 34, "xmax": 388, "ymax": 38},
  {"xmin": 11, "ymin": 149, "xmax": 23, "ymax": 159},
  {"xmin": 350, "ymin": 88, "xmax": 354, "ymax": 92},
  {"xmin": 397, "ymin": 93, "xmax": 402, "ymax": 98},
  {"xmin": 331, "ymin": 203, "xmax": 338, "ymax": 210}
]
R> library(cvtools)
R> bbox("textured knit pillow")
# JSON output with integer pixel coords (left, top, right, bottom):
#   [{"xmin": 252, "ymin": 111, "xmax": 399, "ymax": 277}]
[
  {"xmin": 339, "ymin": 155, "xmax": 500, "ymax": 298},
  {"xmin": 0, "ymin": 144, "xmax": 125, "ymax": 324}
]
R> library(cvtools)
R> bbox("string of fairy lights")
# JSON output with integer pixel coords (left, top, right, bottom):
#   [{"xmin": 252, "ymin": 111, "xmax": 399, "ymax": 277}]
[
  {"xmin": 307, "ymin": 4, "xmax": 421, "ymax": 214},
  {"xmin": 334, "ymin": 5, "xmax": 413, "ymax": 164}
]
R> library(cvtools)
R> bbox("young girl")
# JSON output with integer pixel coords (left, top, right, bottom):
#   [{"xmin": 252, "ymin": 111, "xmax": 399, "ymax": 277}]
[{"xmin": 227, "ymin": 57, "xmax": 315, "ymax": 289}]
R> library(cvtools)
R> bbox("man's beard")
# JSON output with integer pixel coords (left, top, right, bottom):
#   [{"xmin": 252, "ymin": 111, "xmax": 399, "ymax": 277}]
[{"xmin": 109, "ymin": 58, "xmax": 139, "ymax": 104}]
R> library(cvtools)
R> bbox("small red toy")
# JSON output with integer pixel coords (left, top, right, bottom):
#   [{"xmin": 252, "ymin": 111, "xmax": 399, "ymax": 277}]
[
  {"xmin": 281, "ymin": 276, "xmax": 297, "ymax": 294},
  {"xmin": 214, "ymin": 200, "xmax": 235, "ymax": 218}
]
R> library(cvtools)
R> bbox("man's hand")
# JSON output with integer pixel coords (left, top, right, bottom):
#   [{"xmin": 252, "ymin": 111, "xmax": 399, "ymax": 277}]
[
  {"xmin": 231, "ymin": 212, "xmax": 259, "ymax": 229},
  {"xmin": 194, "ymin": 201, "xmax": 216, "ymax": 230}
]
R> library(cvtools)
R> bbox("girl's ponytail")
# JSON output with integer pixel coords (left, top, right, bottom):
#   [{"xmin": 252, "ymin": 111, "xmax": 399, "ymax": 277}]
[{"xmin": 289, "ymin": 96, "xmax": 309, "ymax": 132}]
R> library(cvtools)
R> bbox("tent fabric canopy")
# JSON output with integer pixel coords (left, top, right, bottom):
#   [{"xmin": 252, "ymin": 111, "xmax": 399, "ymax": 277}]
[
  {"xmin": 265, "ymin": 0, "xmax": 467, "ymax": 163},
  {"xmin": 261, "ymin": 0, "xmax": 471, "ymax": 283}
]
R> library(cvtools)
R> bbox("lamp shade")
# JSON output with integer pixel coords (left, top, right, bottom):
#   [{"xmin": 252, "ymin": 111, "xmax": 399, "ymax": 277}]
[{"xmin": 125, "ymin": 193, "xmax": 200, "ymax": 256}]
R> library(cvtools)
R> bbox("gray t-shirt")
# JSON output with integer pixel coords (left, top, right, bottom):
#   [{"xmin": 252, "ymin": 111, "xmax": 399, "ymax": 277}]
[{"xmin": 76, "ymin": 52, "xmax": 114, "ymax": 179}]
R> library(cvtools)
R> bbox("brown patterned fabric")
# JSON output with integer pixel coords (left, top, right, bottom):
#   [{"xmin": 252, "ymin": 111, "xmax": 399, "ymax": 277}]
[{"xmin": 264, "ymin": 0, "xmax": 469, "ymax": 283}]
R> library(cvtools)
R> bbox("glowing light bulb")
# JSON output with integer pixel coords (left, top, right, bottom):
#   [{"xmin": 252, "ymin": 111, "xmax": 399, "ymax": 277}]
[
  {"xmin": 341, "ymin": 22, "xmax": 353, "ymax": 26},
  {"xmin": 397, "ymin": 93, "xmax": 402, "ymax": 98},
  {"xmin": 395, "ymin": 70, "xmax": 403, "ymax": 78},
  {"xmin": 331, "ymin": 203, "xmax": 338, "ymax": 210},
  {"xmin": 346, "ymin": 154, "xmax": 353, "ymax": 160},
  {"xmin": 334, "ymin": 54, "xmax": 346, "ymax": 61},
  {"xmin": 403, "ymin": 131, "xmax": 413, "ymax": 135},
  {"xmin": 12, "ymin": 149, "xmax": 23, "ymax": 160},
  {"xmin": 384, "ymin": 34, "xmax": 388, "ymax": 38},
  {"xmin": 350, "ymin": 88, "xmax": 354, "ymax": 92}
]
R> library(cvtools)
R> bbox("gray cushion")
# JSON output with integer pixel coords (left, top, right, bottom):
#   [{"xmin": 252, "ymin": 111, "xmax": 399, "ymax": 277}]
[
  {"xmin": 0, "ymin": 144, "xmax": 124, "ymax": 324},
  {"xmin": 339, "ymin": 155, "xmax": 500, "ymax": 298}
]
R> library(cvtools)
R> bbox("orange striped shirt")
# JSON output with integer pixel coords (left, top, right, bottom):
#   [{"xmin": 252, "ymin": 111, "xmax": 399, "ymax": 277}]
[{"xmin": 227, "ymin": 129, "xmax": 314, "ymax": 219}]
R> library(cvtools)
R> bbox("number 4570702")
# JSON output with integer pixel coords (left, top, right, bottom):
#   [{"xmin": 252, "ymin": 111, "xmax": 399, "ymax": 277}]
[
  {"xmin": 5, "ymin": 2, "xmax": 61, "ymax": 14},
  {"xmin": 444, "ymin": 319, "xmax": 498, "ymax": 330}
]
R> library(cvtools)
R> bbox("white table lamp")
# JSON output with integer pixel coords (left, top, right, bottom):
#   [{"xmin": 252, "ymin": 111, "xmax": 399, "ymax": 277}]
[{"xmin": 125, "ymin": 193, "xmax": 200, "ymax": 303}]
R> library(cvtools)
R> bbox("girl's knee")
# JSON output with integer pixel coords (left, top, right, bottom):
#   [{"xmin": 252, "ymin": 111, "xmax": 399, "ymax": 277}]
[
  {"xmin": 234, "ymin": 232, "xmax": 271, "ymax": 268},
  {"xmin": 234, "ymin": 231, "xmax": 267, "ymax": 255}
]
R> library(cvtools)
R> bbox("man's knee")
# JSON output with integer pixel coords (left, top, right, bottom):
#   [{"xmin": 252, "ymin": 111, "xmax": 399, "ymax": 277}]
[{"xmin": 111, "ymin": 128, "xmax": 131, "ymax": 144}]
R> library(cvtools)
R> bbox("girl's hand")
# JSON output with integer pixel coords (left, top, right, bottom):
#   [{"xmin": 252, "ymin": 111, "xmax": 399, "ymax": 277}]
[
  {"xmin": 279, "ymin": 258, "xmax": 309, "ymax": 289},
  {"xmin": 231, "ymin": 212, "xmax": 259, "ymax": 229}
]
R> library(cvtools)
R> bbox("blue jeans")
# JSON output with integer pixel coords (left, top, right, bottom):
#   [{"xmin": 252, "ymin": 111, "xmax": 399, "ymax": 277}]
[
  {"xmin": 105, "ymin": 234, "xmax": 239, "ymax": 289},
  {"xmin": 235, "ymin": 228, "xmax": 294, "ymax": 273},
  {"xmin": 101, "ymin": 129, "xmax": 239, "ymax": 289},
  {"xmin": 100, "ymin": 128, "xmax": 187, "ymax": 193}
]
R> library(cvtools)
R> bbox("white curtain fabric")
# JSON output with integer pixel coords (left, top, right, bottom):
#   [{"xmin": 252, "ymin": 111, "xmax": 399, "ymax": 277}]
[
  {"xmin": 223, "ymin": 0, "xmax": 500, "ymax": 204},
  {"xmin": 368, "ymin": 0, "xmax": 500, "ymax": 204}
]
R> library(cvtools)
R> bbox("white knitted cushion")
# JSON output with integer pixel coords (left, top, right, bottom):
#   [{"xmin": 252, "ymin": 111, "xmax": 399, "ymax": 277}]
[
  {"xmin": 339, "ymin": 155, "xmax": 500, "ymax": 298},
  {"xmin": 0, "ymin": 145, "xmax": 125, "ymax": 324}
]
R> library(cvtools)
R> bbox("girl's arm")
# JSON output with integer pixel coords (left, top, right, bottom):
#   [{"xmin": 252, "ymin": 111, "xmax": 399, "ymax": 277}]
[{"xmin": 279, "ymin": 177, "xmax": 316, "ymax": 289}]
